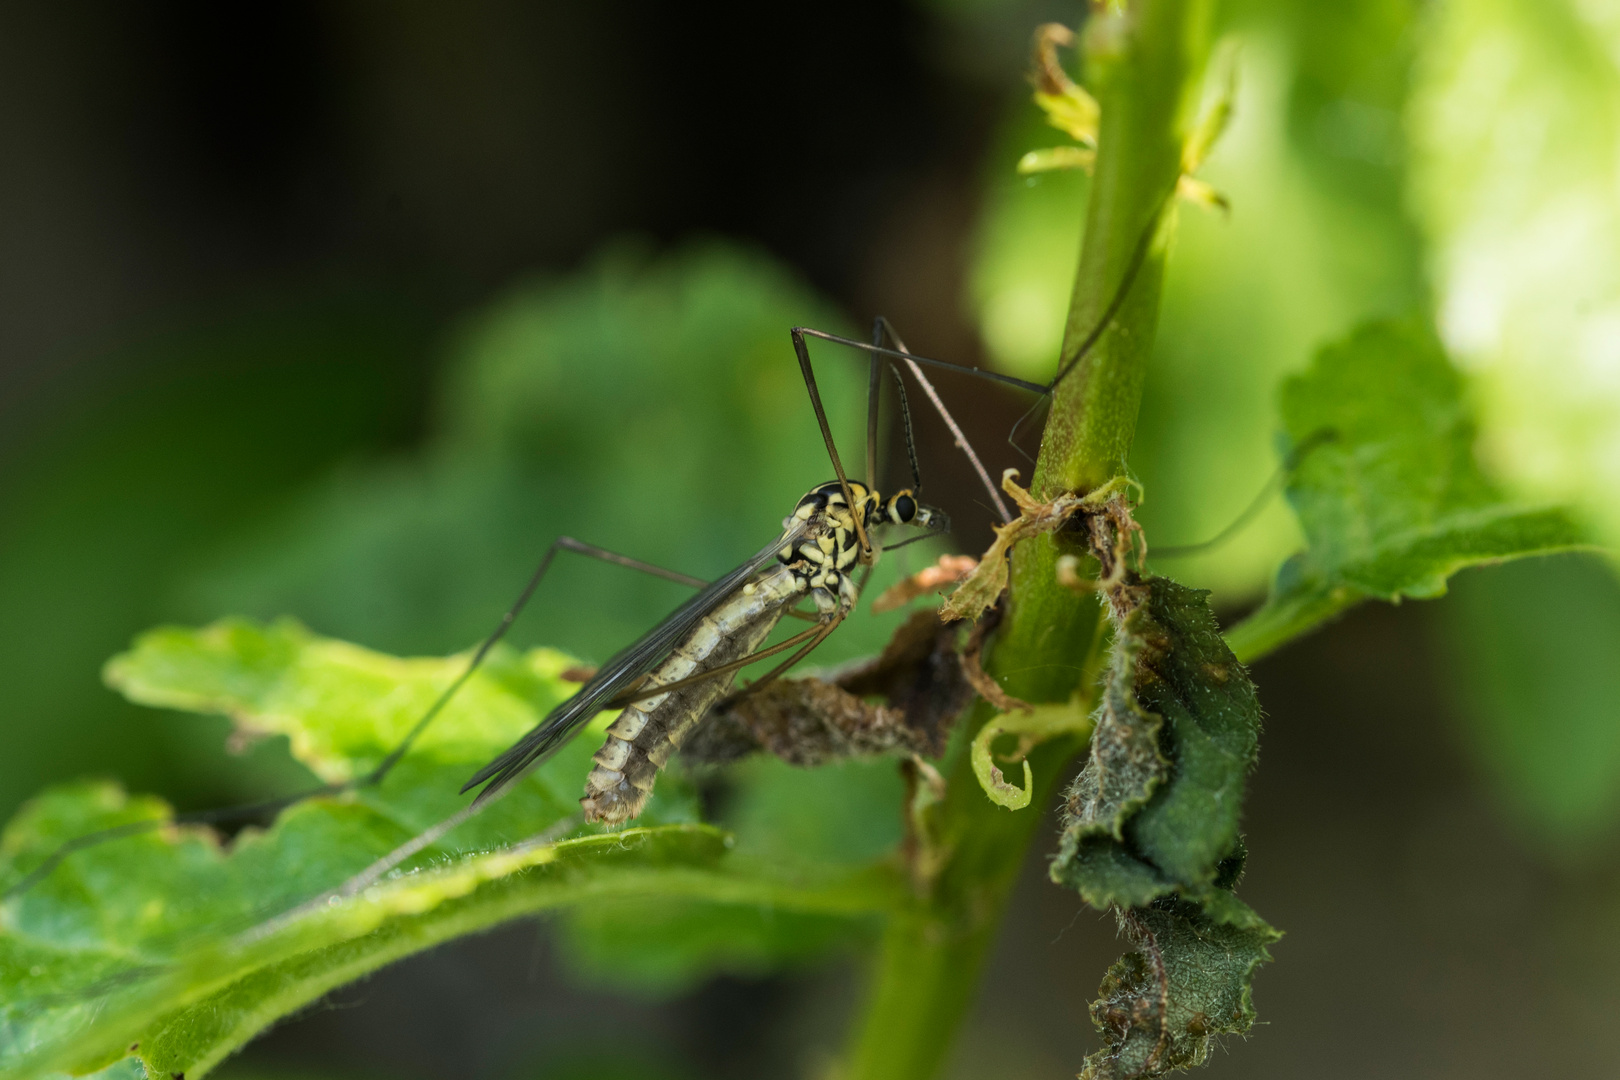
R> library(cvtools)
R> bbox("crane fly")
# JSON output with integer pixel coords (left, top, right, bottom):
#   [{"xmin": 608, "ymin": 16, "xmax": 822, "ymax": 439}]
[{"xmin": 456, "ymin": 320, "xmax": 984, "ymax": 824}]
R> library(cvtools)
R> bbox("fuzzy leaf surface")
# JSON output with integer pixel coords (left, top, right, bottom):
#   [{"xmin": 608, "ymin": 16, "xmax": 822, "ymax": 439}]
[
  {"xmin": 1224, "ymin": 320, "xmax": 1586, "ymax": 662},
  {"xmin": 1052, "ymin": 578, "xmax": 1262, "ymax": 909},
  {"xmin": 1051, "ymin": 577, "xmax": 1277, "ymax": 1079},
  {"xmin": 0, "ymin": 619, "xmax": 895, "ymax": 1079},
  {"xmin": 1079, "ymin": 899, "xmax": 1279, "ymax": 1080}
]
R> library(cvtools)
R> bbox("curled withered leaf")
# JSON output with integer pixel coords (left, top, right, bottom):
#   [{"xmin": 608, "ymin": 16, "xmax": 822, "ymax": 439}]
[
  {"xmin": 1030, "ymin": 22, "xmax": 1099, "ymax": 147},
  {"xmin": 835, "ymin": 610, "xmax": 973, "ymax": 754},
  {"xmin": 940, "ymin": 470, "xmax": 1129, "ymax": 624},
  {"xmin": 1078, "ymin": 489, "xmax": 1147, "ymax": 606},
  {"xmin": 1048, "ymin": 506, "xmax": 1279, "ymax": 1080},
  {"xmin": 685, "ymin": 611, "xmax": 972, "ymax": 767},
  {"xmin": 684, "ymin": 679, "xmax": 922, "ymax": 768},
  {"xmin": 1032, "ymin": 22, "xmax": 1078, "ymax": 97},
  {"xmin": 959, "ymin": 602, "xmax": 1029, "ymax": 714},
  {"xmin": 1079, "ymin": 899, "xmax": 1279, "ymax": 1080},
  {"xmin": 871, "ymin": 554, "xmax": 979, "ymax": 614}
]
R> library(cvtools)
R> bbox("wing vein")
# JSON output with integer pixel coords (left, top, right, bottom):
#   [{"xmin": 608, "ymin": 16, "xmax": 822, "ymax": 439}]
[{"xmin": 461, "ymin": 520, "xmax": 808, "ymax": 801}]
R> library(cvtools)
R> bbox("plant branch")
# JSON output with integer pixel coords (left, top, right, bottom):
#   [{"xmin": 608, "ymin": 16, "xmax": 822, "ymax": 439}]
[{"xmin": 842, "ymin": 3, "xmax": 1214, "ymax": 1077}]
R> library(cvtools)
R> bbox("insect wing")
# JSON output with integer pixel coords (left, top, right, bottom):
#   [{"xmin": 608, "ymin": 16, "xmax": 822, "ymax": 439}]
[{"xmin": 461, "ymin": 520, "xmax": 809, "ymax": 802}]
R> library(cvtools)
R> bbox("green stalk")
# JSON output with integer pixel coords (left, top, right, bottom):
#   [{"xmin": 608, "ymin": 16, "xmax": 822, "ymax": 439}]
[{"xmin": 843, "ymin": 4, "xmax": 1212, "ymax": 1077}]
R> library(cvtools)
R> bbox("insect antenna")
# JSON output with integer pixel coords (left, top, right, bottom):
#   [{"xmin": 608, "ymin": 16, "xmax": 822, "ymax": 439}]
[
  {"xmin": 889, "ymin": 365, "xmax": 923, "ymax": 493},
  {"xmin": 794, "ymin": 327, "xmax": 1047, "ymax": 395},
  {"xmin": 876, "ymin": 317, "xmax": 1013, "ymax": 525},
  {"xmin": 1047, "ymin": 193, "xmax": 1167, "ymax": 390}
]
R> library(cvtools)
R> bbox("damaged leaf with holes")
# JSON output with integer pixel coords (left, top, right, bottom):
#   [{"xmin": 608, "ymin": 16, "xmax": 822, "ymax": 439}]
[
  {"xmin": 1051, "ymin": 575, "xmax": 1278, "ymax": 1077},
  {"xmin": 0, "ymin": 618, "xmax": 898, "ymax": 1080}
]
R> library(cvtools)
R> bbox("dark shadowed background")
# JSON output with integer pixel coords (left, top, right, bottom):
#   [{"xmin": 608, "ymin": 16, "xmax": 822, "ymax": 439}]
[{"xmin": 4, "ymin": 1, "xmax": 1620, "ymax": 1077}]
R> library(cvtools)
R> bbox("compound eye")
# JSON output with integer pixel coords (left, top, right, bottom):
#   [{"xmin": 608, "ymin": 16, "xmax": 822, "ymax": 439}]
[{"xmin": 892, "ymin": 493, "xmax": 917, "ymax": 524}]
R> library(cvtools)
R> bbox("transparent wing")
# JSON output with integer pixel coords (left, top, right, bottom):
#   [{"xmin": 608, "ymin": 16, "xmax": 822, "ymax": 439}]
[{"xmin": 460, "ymin": 520, "xmax": 808, "ymax": 803}]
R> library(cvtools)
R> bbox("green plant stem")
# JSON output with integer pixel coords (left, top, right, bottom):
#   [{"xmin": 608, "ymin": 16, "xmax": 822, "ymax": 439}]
[
  {"xmin": 1035, "ymin": 0, "xmax": 1212, "ymax": 501},
  {"xmin": 843, "ymin": 3, "xmax": 1212, "ymax": 1077}
]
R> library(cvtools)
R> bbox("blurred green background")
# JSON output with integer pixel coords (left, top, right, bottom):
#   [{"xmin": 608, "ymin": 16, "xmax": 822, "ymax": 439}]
[{"xmin": 4, "ymin": 1, "xmax": 1620, "ymax": 1077}]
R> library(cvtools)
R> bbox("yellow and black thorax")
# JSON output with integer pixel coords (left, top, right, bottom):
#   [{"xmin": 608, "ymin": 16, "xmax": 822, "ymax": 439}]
[{"xmin": 776, "ymin": 479, "xmax": 940, "ymax": 597}]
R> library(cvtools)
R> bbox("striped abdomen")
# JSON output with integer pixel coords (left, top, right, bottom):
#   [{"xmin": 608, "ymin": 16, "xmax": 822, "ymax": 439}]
[{"xmin": 581, "ymin": 565, "xmax": 804, "ymax": 824}]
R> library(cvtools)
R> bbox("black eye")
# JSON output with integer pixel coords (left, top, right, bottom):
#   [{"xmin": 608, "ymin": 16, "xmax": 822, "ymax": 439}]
[{"xmin": 893, "ymin": 494, "xmax": 916, "ymax": 523}]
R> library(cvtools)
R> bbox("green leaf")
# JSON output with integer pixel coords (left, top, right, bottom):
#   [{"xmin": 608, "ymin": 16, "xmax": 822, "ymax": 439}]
[
  {"xmin": 1051, "ymin": 576, "xmax": 1278, "ymax": 1080},
  {"xmin": 1225, "ymin": 319, "xmax": 1587, "ymax": 662},
  {"xmin": 1052, "ymin": 578, "xmax": 1262, "ymax": 910},
  {"xmin": 0, "ymin": 619, "xmax": 896, "ymax": 1079},
  {"xmin": 1078, "ymin": 898, "xmax": 1280, "ymax": 1080},
  {"xmin": 552, "ymin": 756, "xmax": 906, "ymax": 995}
]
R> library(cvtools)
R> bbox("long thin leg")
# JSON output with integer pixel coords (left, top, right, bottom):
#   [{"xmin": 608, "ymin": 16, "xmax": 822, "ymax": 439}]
[
  {"xmin": 795, "ymin": 328, "xmax": 1049, "ymax": 395},
  {"xmin": 240, "ymin": 802, "xmax": 582, "ymax": 948},
  {"xmin": 876, "ymin": 318, "xmax": 1013, "ymax": 524},
  {"xmin": 548, "ymin": 537, "xmax": 707, "ymax": 589},
  {"xmin": 883, "ymin": 526, "xmax": 949, "ymax": 553},
  {"xmin": 805, "ymin": 194, "xmax": 1173, "ymax": 482},
  {"xmin": 362, "ymin": 536, "xmax": 706, "ymax": 785},
  {"xmin": 799, "ymin": 321, "xmax": 1026, "ymax": 515},
  {"xmin": 1151, "ymin": 428, "xmax": 1340, "ymax": 559},
  {"xmin": 790, "ymin": 328, "xmax": 872, "ymax": 559},
  {"xmin": 721, "ymin": 612, "xmax": 845, "ymax": 705},
  {"xmin": 1008, "ymin": 184, "xmax": 1175, "ymax": 454},
  {"xmin": 602, "ymin": 619, "xmax": 830, "ymax": 708},
  {"xmin": 2, "ymin": 535, "xmax": 710, "ymax": 900},
  {"xmin": 1148, "ymin": 480, "xmax": 1280, "ymax": 561},
  {"xmin": 1049, "ymin": 187, "xmax": 1172, "ymax": 390}
]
